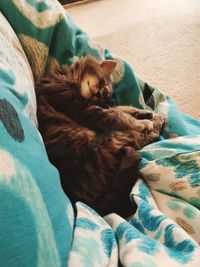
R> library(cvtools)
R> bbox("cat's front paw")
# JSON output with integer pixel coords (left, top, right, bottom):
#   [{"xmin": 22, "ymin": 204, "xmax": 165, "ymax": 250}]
[
  {"xmin": 151, "ymin": 113, "xmax": 165, "ymax": 134},
  {"xmin": 133, "ymin": 119, "xmax": 153, "ymax": 133},
  {"xmin": 118, "ymin": 106, "xmax": 153, "ymax": 119},
  {"xmin": 131, "ymin": 109, "xmax": 153, "ymax": 120}
]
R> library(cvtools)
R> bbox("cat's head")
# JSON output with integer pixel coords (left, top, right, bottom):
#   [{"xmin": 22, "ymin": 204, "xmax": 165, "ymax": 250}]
[{"xmin": 70, "ymin": 56, "xmax": 116, "ymax": 106}]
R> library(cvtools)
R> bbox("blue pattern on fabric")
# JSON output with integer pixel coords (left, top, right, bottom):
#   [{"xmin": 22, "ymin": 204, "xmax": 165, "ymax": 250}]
[
  {"xmin": 71, "ymin": 235, "xmax": 103, "ymax": 267},
  {"xmin": 156, "ymin": 156, "xmax": 200, "ymax": 188},
  {"xmin": 129, "ymin": 257, "xmax": 158, "ymax": 267},
  {"xmin": 0, "ymin": 186, "xmax": 37, "ymax": 266},
  {"xmin": 25, "ymin": 0, "xmax": 51, "ymax": 12},
  {"xmin": 0, "ymin": 7, "xmax": 74, "ymax": 266},
  {"xmin": 100, "ymin": 229, "xmax": 117, "ymax": 258},
  {"xmin": 76, "ymin": 218, "xmax": 100, "ymax": 231},
  {"xmin": 136, "ymin": 237, "xmax": 161, "ymax": 256},
  {"xmin": 138, "ymin": 200, "xmax": 166, "ymax": 232},
  {"xmin": 116, "ymin": 222, "xmax": 161, "ymax": 256},
  {"xmin": 117, "ymin": 222, "xmax": 141, "ymax": 242},
  {"xmin": 0, "ymin": 67, "xmax": 15, "ymax": 87},
  {"xmin": 78, "ymin": 202, "xmax": 100, "ymax": 216},
  {"xmin": 153, "ymin": 228, "xmax": 163, "ymax": 240},
  {"xmin": 167, "ymin": 97, "xmax": 200, "ymax": 136},
  {"xmin": 1, "ymin": 1, "xmax": 200, "ymax": 266},
  {"xmin": 174, "ymin": 159, "xmax": 200, "ymax": 188},
  {"xmin": 138, "ymin": 181, "xmax": 152, "ymax": 202},
  {"xmin": 130, "ymin": 217, "xmax": 145, "ymax": 234},
  {"xmin": 164, "ymin": 224, "xmax": 196, "ymax": 264}
]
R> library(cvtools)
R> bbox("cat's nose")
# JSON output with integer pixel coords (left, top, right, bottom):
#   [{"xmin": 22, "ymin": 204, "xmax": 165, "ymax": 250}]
[
  {"xmin": 96, "ymin": 91, "xmax": 101, "ymax": 98},
  {"xmin": 102, "ymin": 86, "xmax": 109, "ymax": 97}
]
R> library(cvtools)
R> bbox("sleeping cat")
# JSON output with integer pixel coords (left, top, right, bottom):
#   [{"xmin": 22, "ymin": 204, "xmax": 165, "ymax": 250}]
[{"xmin": 35, "ymin": 55, "xmax": 164, "ymax": 217}]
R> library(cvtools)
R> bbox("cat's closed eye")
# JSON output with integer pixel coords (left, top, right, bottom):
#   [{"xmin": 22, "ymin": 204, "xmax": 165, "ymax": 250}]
[
  {"xmin": 80, "ymin": 74, "xmax": 100, "ymax": 99},
  {"xmin": 99, "ymin": 80, "xmax": 105, "ymax": 90}
]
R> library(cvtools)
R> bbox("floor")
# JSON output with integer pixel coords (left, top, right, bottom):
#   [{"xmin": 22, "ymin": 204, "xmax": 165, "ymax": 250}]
[{"xmin": 66, "ymin": 0, "xmax": 200, "ymax": 119}]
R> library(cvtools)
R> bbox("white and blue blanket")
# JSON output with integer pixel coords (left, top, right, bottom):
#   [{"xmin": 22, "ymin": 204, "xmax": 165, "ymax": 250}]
[{"xmin": 0, "ymin": 1, "xmax": 199, "ymax": 266}]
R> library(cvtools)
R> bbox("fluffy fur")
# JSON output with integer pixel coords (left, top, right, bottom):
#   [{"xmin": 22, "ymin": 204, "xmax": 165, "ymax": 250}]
[{"xmin": 35, "ymin": 55, "xmax": 164, "ymax": 217}]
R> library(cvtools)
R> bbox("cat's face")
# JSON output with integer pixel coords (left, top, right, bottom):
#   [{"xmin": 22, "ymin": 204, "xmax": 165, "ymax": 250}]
[{"xmin": 70, "ymin": 56, "xmax": 116, "ymax": 106}]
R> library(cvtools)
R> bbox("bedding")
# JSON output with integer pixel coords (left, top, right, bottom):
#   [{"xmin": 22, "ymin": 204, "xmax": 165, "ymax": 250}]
[{"xmin": 0, "ymin": 0, "xmax": 200, "ymax": 266}]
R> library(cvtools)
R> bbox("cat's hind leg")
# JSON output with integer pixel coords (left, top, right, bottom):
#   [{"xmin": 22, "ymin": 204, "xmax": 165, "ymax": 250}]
[{"xmin": 97, "ymin": 146, "xmax": 140, "ymax": 218}]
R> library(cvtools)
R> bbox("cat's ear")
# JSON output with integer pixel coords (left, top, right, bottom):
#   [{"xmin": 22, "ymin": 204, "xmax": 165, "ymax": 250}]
[{"xmin": 100, "ymin": 60, "xmax": 117, "ymax": 75}]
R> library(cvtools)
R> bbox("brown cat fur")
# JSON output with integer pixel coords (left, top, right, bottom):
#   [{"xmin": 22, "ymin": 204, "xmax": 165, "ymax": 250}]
[{"xmin": 35, "ymin": 55, "xmax": 164, "ymax": 217}]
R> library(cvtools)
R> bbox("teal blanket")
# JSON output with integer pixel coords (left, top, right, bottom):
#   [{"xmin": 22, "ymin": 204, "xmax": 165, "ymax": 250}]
[{"xmin": 0, "ymin": 1, "xmax": 200, "ymax": 266}]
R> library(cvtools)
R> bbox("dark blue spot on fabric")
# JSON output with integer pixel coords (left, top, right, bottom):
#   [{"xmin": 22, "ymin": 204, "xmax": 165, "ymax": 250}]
[{"xmin": 0, "ymin": 99, "xmax": 24, "ymax": 142}]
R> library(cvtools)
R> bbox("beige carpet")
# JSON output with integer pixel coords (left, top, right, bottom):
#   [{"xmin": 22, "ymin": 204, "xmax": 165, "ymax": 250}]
[{"xmin": 66, "ymin": 0, "xmax": 200, "ymax": 120}]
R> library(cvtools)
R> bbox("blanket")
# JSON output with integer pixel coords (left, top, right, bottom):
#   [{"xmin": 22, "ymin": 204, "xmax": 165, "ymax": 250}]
[{"xmin": 0, "ymin": 1, "xmax": 200, "ymax": 266}]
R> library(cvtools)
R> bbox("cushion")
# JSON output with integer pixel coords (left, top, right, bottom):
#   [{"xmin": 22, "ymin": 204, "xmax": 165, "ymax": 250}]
[{"xmin": 0, "ymin": 11, "xmax": 73, "ymax": 267}]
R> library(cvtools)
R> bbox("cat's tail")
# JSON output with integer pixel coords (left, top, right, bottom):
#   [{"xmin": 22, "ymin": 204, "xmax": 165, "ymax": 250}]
[{"xmin": 97, "ymin": 145, "xmax": 141, "ymax": 218}]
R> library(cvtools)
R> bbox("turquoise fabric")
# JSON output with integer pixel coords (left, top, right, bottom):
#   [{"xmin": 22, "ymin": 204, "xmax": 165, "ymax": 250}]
[
  {"xmin": 0, "ymin": 9, "xmax": 73, "ymax": 267},
  {"xmin": 0, "ymin": 0, "xmax": 200, "ymax": 266}
]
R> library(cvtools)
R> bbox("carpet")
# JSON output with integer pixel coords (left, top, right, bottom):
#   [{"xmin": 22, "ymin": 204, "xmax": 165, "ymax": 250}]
[{"xmin": 66, "ymin": 0, "xmax": 200, "ymax": 120}]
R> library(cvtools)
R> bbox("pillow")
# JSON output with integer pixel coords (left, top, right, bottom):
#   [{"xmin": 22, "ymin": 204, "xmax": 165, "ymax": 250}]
[{"xmin": 0, "ymin": 12, "xmax": 73, "ymax": 267}]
